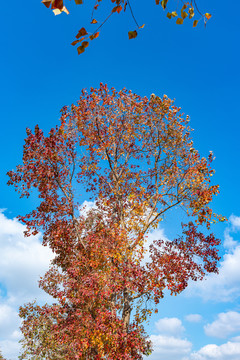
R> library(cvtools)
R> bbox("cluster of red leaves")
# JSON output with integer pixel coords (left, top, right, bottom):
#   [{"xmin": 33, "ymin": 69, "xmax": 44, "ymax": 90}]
[{"xmin": 8, "ymin": 84, "xmax": 222, "ymax": 359}]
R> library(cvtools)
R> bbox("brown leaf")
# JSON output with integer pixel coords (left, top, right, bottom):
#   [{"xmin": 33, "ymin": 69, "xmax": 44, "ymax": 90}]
[
  {"xmin": 176, "ymin": 18, "xmax": 184, "ymax": 25},
  {"xmin": 41, "ymin": 0, "xmax": 52, "ymax": 8},
  {"xmin": 155, "ymin": 0, "xmax": 160, "ymax": 4},
  {"xmin": 76, "ymin": 27, "xmax": 88, "ymax": 38},
  {"xmin": 161, "ymin": 0, "xmax": 168, "ymax": 10},
  {"xmin": 82, "ymin": 41, "xmax": 89, "ymax": 48},
  {"xmin": 71, "ymin": 39, "xmax": 82, "ymax": 46},
  {"xmin": 128, "ymin": 30, "xmax": 137, "ymax": 39},
  {"xmin": 77, "ymin": 45, "xmax": 85, "ymax": 54},
  {"xmin": 52, "ymin": 0, "xmax": 63, "ymax": 9},
  {"xmin": 90, "ymin": 32, "xmax": 100, "ymax": 40},
  {"xmin": 112, "ymin": 5, "xmax": 122, "ymax": 13},
  {"xmin": 91, "ymin": 19, "xmax": 98, "ymax": 24},
  {"xmin": 75, "ymin": 0, "xmax": 83, "ymax": 4},
  {"xmin": 193, "ymin": 20, "xmax": 198, "ymax": 27}
]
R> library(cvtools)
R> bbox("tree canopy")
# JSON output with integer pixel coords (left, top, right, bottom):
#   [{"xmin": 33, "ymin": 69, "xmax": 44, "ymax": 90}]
[
  {"xmin": 8, "ymin": 84, "xmax": 222, "ymax": 359},
  {"xmin": 41, "ymin": 0, "xmax": 212, "ymax": 54}
]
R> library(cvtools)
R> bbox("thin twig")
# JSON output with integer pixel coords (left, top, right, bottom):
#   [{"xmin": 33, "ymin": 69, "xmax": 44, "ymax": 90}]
[{"xmin": 127, "ymin": 0, "xmax": 139, "ymax": 28}]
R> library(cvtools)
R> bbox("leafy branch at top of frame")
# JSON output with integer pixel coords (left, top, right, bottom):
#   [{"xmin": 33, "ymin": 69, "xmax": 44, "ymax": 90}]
[{"xmin": 41, "ymin": 0, "xmax": 212, "ymax": 54}]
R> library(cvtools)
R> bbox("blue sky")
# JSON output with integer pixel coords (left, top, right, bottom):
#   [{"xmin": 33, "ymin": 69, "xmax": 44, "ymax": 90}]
[{"xmin": 0, "ymin": 0, "xmax": 240, "ymax": 358}]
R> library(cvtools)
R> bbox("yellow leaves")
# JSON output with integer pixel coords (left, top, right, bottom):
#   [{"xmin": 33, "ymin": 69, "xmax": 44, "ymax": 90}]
[
  {"xmin": 188, "ymin": 7, "xmax": 194, "ymax": 19},
  {"xmin": 167, "ymin": 11, "xmax": 177, "ymax": 19}
]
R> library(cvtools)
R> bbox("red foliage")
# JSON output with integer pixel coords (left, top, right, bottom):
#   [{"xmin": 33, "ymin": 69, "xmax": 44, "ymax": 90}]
[{"xmin": 8, "ymin": 84, "xmax": 222, "ymax": 359}]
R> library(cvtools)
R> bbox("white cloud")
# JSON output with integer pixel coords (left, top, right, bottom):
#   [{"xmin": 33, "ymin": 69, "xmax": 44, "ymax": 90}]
[
  {"xmin": 204, "ymin": 312, "xmax": 240, "ymax": 339},
  {"xmin": 155, "ymin": 317, "xmax": 185, "ymax": 337},
  {"xmin": 0, "ymin": 338, "xmax": 21, "ymax": 360},
  {"xmin": 185, "ymin": 314, "xmax": 203, "ymax": 323},
  {"xmin": 190, "ymin": 341, "xmax": 240, "ymax": 360},
  {"xmin": 147, "ymin": 335, "xmax": 192, "ymax": 360},
  {"xmin": 186, "ymin": 244, "xmax": 240, "ymax": 302},
  {"xmin": 0, "ymin": 211, "xmax": 54, "ymax": 305},
  {"xmin": 224, "ymin": 228, "xmax": 237, "ymax": 249},
  {"xmin": 185, "ymin": 214, "xmax": 240, "ymax": 302},
  {"xmin": 142, "ymin": 227, "xmax": 169, "ymax": 264},
  {"xmin": 79, "ymin": 200, "xmax": 96, "ymax": 218},
  {"xmin": 229, "ymin": 215, "xmax": 240, "ymax": 230},
  {"xmin": 0, "ymin": 211, "xmax": 54, "ymax": 359}
]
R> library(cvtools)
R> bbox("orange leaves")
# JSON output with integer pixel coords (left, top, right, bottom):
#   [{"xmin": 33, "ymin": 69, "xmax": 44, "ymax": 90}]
[
  {"xmin": 205, "ymin": 13, "xmax": 212, "ymax": 20},
  {"xmin": 112, "ymin": 5, "xmax": 122, "ymax": 14}
]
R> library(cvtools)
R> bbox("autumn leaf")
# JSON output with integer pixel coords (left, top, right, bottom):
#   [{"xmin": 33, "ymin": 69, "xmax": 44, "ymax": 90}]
[
  {"xmin": 193, "ymin": 19, "xmax": 198, "ymax": 27},
  {"xmin": 205, "ymin": 13, "xmax": 212, "ymax": 20},
  {"xmin": 91, "ymin": 19, "xmax": 98, "ymax": 24},
  {"xmin": 176, "ymin": 18, "xmax": 184, "ymax": 24},
  {"xmin": 76, "ymin": 27, "xmax": 88, "ymax": 38},
  {"xmin": 112, "ymin": 5, "xmax": 122, "ymax": 13},
  {"xmin": 75, "ymin": 0, "xmax": 83, "ymax": 4},
  {"xmin": 161, "ymin": 0, "xmax": 168, "ymax": 10},
  {"xmin": 128, "ymin": 30, "xmax": 137, "ymax": 39},
  {"xmin": 41, "ymin": 0, "xmax": 52, "ymax": 8},
  {"xmin": 181, "ymin": 11, "xmax": 188, "ymax": 20},
  {"xmin": 90, "ymin": 32, "xmax": 100, "ymax": 40}
]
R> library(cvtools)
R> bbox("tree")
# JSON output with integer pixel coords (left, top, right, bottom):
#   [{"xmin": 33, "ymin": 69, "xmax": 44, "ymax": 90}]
[
  {"xmin": 41, "ymin": 0, "xmax": 212, "ymax": 54},
  {"xmin": 8, "ymin": 84, "xmax": 223, "ymax": 359}
]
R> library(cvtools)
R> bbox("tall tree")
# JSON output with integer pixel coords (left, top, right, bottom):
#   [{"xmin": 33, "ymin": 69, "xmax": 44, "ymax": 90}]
[
  {"xmin": 8, "ymin": 84, "xmax": 223, "ymax": 359},
  {"xmin": 41, "ymin": 0, "xmax": 212, "ymax": 54}
]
